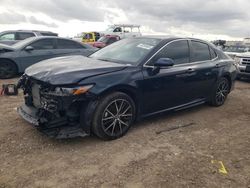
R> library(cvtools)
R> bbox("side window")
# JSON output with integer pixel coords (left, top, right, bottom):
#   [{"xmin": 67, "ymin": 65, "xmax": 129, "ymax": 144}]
[
  {"xmin": 16, "ymin": 32, "xmax": 35, "ymax": 40},
  {"xmin": 30, "ymin": 39, "xmax": 54, "ymax": 50},
  {"xmin": 57, "ymin": 39, "xmax": 84, "ymax": 49},
  {"xmin": 114, "ymin": 27, "xmax": 122, "ymax": 32},
  {"xmin": 209, "ymin": 47, "xmax": 217, "ymax": 59},
  {"xmin": 0, "ymin": 33, "xmax": 15, "ymax": 40},
  {"xmin": 153, "ymin": 40, "xmax": 190, "ymax": 65},
  {"xmin": 191, "ymin": 41, "xmax": 211, "ymax": 62}
]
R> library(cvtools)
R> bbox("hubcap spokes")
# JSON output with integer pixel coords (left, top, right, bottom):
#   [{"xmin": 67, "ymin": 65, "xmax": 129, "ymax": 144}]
[
  {"xmin": 102, "ymin": 99, "xmax": 132, "ymax": 136},
  {"xmin": 216, "ymin": 80, "xmax": 229, "ymax": 104}
]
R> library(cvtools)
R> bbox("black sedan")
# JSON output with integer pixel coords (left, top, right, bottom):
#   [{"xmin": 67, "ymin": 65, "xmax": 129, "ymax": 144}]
[
  {"xmin": 0, "ymin": 36, "xmax": 97, "ymax": 78},
  {"xmin": 17, "ymin": 36, "xmax": 237, "ymax": 140}
]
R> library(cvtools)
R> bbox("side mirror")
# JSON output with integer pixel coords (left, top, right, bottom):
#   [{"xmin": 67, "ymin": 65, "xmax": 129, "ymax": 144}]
[
  {"xmin": 154, "ymin": 58, "xmax": 174, "ymax": 67},
  {"xmin": 25, "ymin": 46, "xmax": 34, "ymax": 51}
]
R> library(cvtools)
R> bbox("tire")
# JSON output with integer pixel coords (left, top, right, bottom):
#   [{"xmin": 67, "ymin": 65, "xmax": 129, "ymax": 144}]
[
  {"xmin": 91, "ymin": 92, "xmax": 136, "ymax": 140},
  {"xmin": 210, "ymin": 77, "xmax": 230, "ymax": 106},
  {"xmin": 0, "ymin": 59, "xmax": 17, "ymax": 79}
]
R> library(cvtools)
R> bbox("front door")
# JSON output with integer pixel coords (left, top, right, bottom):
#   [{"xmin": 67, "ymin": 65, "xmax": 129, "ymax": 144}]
[{"xmin": 141, "ymin": 40, "xmax": 198, "ymax": 115}]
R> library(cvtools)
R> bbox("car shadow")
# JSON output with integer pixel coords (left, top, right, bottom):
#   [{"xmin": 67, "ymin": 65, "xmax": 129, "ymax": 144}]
[
  {"xmin": 238, "ymin": 78, "xmax": 250, "ymax": 83},
  {"xmin": 47, "ymin": 103, "xmax": 209, "ymax": 146}
]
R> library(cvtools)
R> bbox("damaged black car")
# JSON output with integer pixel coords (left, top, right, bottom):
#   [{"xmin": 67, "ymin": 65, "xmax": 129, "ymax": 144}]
[{"xmin": 17, "ymin": 36, "xmax": 237, "ymax": 140}]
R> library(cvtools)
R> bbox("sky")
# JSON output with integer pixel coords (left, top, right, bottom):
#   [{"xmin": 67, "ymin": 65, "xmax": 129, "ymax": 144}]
[{"xmin": 0, "ymin": 0, "xmax": 249, "ymax": 41}]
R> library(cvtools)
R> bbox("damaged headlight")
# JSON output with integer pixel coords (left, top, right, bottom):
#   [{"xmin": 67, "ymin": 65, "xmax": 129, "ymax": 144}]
[{"xmin": 52, "ymin": 85, "xmax": 94, "ymax": 96}]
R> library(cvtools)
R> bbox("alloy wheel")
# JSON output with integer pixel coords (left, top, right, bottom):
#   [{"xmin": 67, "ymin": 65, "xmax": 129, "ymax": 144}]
[
  {"xmin": 215, "ymin": 79, "xmax": 229, "ymax": 105},
  {"xmin": 101, "ymin": 99, "xmax": 133, "ymax": 137}
]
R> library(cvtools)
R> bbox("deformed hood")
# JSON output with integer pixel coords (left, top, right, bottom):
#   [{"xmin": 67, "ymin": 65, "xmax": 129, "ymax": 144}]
[{"xmin": 25, "ymin": 55, "xmax": 127, "ymax": 85}]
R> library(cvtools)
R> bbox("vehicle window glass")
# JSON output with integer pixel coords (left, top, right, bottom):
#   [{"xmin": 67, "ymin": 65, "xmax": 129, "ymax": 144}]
[
  {"xmin": 210, "ymin": 47, "xmax": 217, "ymax": 59},
  {"xmin": 17, "ymin": 32, "xmax": 35, "ymax": 40},
  {"xmin": 153, "ymin": 40, "xmax": 190, "ymax": 65},
  {"xmin": 114, "ymin": 27, "xmax": 122, "ymax": 32},
  {"xmin": 0, "ymin": 33, "xmax": 15, "ymax": 41},
  {"xmin": 107, "ymin": 38, "xmax": 117, "ymax": 44},
  {"xmin": 30, "ymin": 39, "xmax": 54, "ymax": 50},
  {"xmin": 90, "ymin": 38, "xmax": 161, "ymax": 65},
  {"xmin": 98, "ymin": 36, "xmax": 109, "ymax": 43},
  {"xmin": 83, "ymin": 33, "xmax": 93, "ymax": 39},
  {"xmin": 40, "ymin": 32, "xmax": 58, "ymax": 36},
  {"xmin": 57, "ymin": 39, "xmax": 83, "ymax": 49},
  {"xmin": 191, "ymin": 41, "xmax": 211, "ymax": 62}
]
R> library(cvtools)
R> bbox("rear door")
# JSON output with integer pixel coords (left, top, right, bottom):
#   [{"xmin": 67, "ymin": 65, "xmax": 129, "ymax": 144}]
[{"xmin": 187, "ymin": 40, "xmax": 218, "ymax": 99}]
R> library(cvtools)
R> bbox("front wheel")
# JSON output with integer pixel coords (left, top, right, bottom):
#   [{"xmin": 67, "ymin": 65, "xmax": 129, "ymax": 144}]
[
  {"xmin": 210, "ymin": 77, "xmax": 230, "ymax": 106},
  {"xmin": 92, "ymin": 92, "xmax": 136, "ymax": 140},
  {"xmin": 0, "ymin": 60, "xmax": 17, "ymax": 79}
]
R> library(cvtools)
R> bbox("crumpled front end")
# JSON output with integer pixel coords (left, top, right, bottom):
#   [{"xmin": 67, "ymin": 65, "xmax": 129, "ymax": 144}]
[{"xmin": 17, "ymin": 75, "xmax": 94, "ymax": 138}]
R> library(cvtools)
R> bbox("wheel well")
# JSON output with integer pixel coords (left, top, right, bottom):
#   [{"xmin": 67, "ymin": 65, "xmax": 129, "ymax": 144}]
[
  {"xmin": 222, "ymin": 74, "xmax": 232, "ymax": 91},
  {"xmin": 0, "ymin": 58, "xmax": 18, "ymax": 72},
  {"xmin": 100, "ymin": 87, "xmax": 139, "ymax": 113}
]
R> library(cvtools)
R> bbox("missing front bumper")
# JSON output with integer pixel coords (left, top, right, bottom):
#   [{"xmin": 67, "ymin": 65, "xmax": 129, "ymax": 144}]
[{"xmin": 17, "ymin": 104, "xmax": 89, "ymax": 139}]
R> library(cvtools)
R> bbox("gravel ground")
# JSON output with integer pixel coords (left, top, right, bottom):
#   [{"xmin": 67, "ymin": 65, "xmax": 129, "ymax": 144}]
[{"xmin": 0, "ymin": 78, "xmax": 250, "ymax": 188}]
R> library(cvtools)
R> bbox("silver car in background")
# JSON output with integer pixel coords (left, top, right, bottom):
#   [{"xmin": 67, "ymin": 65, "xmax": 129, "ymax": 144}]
[
  {"xmin": 0, "ymin": 36, "xmax": 97, "ymax": 78},
  {"xmin": 0, "ymin": 30, "xmax": 58, "ymax": 45}
]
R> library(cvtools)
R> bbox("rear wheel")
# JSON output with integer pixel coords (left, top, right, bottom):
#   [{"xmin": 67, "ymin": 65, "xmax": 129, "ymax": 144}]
[
  {"xmin": 210, "ymin": 77, "xmax": 230, "ymax": 106},
  {"xmin": 92, "ymin": 92, "xmax": 136, "ymax": 140},
  {"xmin": 0, "ymin": 60, "xmax": 17, "ymax": 79}
]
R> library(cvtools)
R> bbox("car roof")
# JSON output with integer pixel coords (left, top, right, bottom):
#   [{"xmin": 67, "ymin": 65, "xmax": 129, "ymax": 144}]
[
  {"xmin": 138, "ymin": 35, "xmax": 212, "ymax": 44},
  {"xmin": 11, "ymin": 36, "xmax": 83, "ymax": 49},
  {"xmin": 0, "ymin": 30, "xmax": 56, "ymax": 33}
]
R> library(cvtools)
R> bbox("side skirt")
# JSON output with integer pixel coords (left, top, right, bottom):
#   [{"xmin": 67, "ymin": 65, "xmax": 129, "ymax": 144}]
[{"xmin": 141, "ymin": 98, "xmax": 206, "ymax": 118}]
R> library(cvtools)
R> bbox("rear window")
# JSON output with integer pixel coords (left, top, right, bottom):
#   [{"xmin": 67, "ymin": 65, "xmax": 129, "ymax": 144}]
[
  {"xmin": 191, "ymin": 41, "xmax": 211, "ymax": 62},
  {"xmin": 30, "ymin": 39, "xmax": 54, "ymax": 50},
  {"xmin": 57, "ymin": 39, "xmax": 84, "ymax": 49}
]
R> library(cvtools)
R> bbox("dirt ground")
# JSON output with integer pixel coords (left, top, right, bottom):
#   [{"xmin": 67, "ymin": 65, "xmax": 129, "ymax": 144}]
[{"xmin": 0, "ymin": 78, "xmax": 250, "ymax": 188}]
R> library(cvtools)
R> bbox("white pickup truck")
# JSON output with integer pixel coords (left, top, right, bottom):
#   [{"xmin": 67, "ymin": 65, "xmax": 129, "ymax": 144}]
[
  {"xmin": 101, "ymin": 24, "xmax": 142, "ymax": 39},
  {"xmin": 235, "ymin": 52, "xmax": 250, "ymax": 79}
]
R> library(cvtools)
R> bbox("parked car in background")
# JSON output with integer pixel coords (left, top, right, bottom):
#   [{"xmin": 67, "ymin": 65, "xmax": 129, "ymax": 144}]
[
  {"xmin": 0, "ymin": 30, "xmax": 58, "ymax": 45},
  {"xmin": 223, "ymin": 45, "xmax": 250, "ymax": 59},
  {"xmin": 101, "ymin": 24, "xmax": 142, "ymax": 39},
  {"xmin": 92, "ymin": 35, "xmax": 120, "ymax": 48},
  {"xmin": 17, "ymin": 36, "xmax": 237, "ymax": 140},
  {"xmin": 235, "ymin": 52, "xmax": 250, "ymax": 79},
  {"xmin": 0, "ymin": 36, "xmax": 97, "ymax": 78}
]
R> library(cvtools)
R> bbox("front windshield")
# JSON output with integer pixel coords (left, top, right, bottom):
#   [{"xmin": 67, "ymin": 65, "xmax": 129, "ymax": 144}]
[
  {"xmin": 89, "ymin": 38, "xmax": 162, "ymax": 65},
  {"xmin": 12, "ymin": 37, "xmax": 35, "ymax": 49}
]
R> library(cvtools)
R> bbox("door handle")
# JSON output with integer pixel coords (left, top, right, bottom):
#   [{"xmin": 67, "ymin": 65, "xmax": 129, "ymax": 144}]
[{"xmin": 186, "ymin": 68, "xmax": 195, "ymax": 73}]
